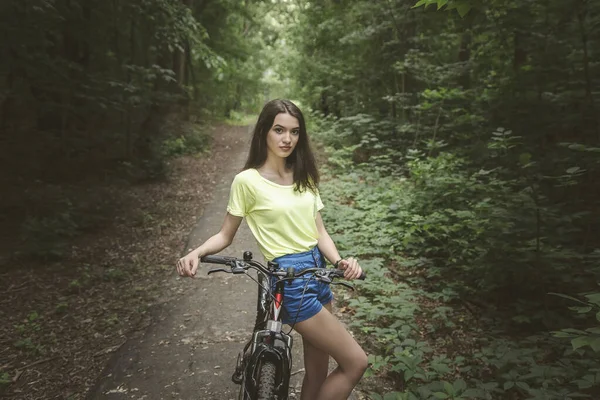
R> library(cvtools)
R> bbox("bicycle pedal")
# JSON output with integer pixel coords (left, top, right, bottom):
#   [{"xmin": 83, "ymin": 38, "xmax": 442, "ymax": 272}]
[{"xmin": 231, "ymin": 369, "xmax": 243, "ymax": 384}]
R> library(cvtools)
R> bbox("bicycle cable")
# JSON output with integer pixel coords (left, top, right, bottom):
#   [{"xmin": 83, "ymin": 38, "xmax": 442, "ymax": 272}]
[
  {"xmin": 285, "ymin": 274, "xmax": 316, "ymax": 335},
  {"xmin": 242, "ymin": 268, "xmax": 279, "ymax": 310},
  {"xmin": 241, "ymin": 266, "xmax": 317, "ymax": 342}
]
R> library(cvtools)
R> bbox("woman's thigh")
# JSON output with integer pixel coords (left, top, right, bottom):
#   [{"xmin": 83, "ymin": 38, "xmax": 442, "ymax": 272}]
[
  {"xmin": 302, "ymin": 302, "xmax": 333, "ymax": 376},
  {"xmin": 294, "ymin": 303, "xmax": 366, "ymax": 372}
]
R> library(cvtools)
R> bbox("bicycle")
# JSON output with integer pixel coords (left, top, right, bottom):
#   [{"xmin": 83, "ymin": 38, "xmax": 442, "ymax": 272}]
[{"xmin": 200, "ymin": 251, "xmax": 365, "ymax": 400}]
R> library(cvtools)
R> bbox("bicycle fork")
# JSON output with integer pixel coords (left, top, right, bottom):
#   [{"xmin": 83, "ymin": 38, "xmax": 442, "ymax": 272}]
[{"xmin": 233, "ymin": 276, "xmax": 293, "ymax": 398}]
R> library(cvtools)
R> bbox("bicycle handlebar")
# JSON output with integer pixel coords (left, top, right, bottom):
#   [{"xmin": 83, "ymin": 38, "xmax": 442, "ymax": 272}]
[
  {"xmin": 201, "ymin": 254, "xmax": 237, "ymax": 264},
  {"xmin": 200, "ymin": 253, "xmax": 366, "ymax": 281}
]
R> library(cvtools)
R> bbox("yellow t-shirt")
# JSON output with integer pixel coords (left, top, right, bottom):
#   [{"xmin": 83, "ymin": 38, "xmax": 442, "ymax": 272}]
[{"xmin": 226, "ymin": 168, "xmax": 324, "ymax": 261}]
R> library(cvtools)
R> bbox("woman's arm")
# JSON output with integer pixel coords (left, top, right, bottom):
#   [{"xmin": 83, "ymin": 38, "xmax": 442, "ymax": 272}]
[
  {"xmin": 178, "ymin": 213, "xmax": 243, "ymax": 277},
  {"xmin": 315, "ymin": 212, "xmax": 342, "ymax": 265},
  {"xmin": 315, "ymin": 212, "xmax": 363, "ymax": 280}
]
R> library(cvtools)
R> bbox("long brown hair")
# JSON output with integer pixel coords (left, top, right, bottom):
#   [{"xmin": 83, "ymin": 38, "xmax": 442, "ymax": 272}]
[{"xmin": 244, "ymin": 99, "xmax": 319, "ymax": 193}]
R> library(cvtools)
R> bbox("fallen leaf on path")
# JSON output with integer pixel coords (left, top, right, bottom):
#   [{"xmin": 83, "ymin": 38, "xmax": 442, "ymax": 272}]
[{"xmin": 105, "ymin": 384, "xmax": 127, "ymax": 394}]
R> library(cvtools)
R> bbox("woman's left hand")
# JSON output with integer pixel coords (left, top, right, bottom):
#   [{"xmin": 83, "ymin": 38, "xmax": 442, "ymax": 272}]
[{"xmin": 337, "ymin": 257, "xmax": 363, "ymax": 280}]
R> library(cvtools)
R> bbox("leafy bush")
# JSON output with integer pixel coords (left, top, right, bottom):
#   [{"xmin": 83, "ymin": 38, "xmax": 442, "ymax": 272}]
[
  {"xmin": 161, "ymin": 127, "xmax": 211, "ymax": 158},
  {"xmin": 19, "ymin": 200, "xmax": 79, "ymax": 260},
  {"xmin": 316, "ymin": 113, "xmax": 600, "ymax": 399},
  {"xmin": 552, "ymin": 289, "xmax": 600, "ymax": 353}
]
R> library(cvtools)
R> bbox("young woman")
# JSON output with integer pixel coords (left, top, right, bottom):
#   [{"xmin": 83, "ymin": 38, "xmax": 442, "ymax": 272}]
[{"xmin": 176, "ymin": 99, "xmax": 368, "ymax": 400}]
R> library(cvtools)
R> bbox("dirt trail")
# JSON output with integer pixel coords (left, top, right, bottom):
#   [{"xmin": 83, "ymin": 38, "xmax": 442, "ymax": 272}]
[{"xmin": 87, "ymin": 125, "xmax": 310, "ymax": 400}]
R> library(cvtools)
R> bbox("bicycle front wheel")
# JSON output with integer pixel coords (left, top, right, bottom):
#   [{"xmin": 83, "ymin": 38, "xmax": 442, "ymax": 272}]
[{"xmin": 256, "ymin": 361, "xmax": 277, "ymax": 400}]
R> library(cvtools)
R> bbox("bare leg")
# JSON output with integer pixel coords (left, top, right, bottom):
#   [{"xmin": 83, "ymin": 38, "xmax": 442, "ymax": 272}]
[
  {"xmin": 300, "ymin": 303, "xmax": 332, "ymax": 400},
  {"xmin": 295, "ymin": 304, "xmax": 368, "ymax": 400}
]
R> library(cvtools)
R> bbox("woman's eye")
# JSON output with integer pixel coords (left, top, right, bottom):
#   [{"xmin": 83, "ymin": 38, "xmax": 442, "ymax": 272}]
[
  {"xmin": 291, "ymin": 130, "xmax": 299, "ymax": 136},
  {"xmin": 274, "ymin": 128, "xmax": 282, "ymax": 133}
]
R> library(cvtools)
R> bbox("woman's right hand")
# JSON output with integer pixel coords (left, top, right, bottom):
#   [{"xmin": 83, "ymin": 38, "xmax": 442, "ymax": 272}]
[{"xmin": 177, "ymin": 250, "xmax": 200, "ymax": 277}]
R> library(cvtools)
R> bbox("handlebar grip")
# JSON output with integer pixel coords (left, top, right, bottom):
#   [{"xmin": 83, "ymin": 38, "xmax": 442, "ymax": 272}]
[
  {"xmin": 200, "ymin": 255, "xmax": 235, "ymax": 265},
  {"xmin": 331, "ymin": 269, "xmax": 366, "ymax": 280},
  {"xmin": 331, "ymin": 269, "xmax": 345, "ymax": 278}
]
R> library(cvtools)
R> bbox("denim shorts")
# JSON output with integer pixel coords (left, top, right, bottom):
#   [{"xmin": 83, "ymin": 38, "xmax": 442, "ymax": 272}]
[{"xmin": 271, "ymin": 246, "xmax": 334, "ymax": 325}]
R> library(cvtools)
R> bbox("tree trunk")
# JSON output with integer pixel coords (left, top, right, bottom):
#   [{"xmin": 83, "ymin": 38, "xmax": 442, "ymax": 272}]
[{"xmin": 174, "ymin": 0, "xmax": 192, "ymax": 85}]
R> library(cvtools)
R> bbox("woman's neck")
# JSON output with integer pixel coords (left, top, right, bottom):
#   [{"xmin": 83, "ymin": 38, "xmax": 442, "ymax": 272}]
[{"xmin": 260, "ymin": 155, "xmax": 290, "ymax": 177}]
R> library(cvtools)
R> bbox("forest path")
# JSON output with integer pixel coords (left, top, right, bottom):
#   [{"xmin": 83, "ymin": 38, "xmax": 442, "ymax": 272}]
[{"xmin": 87, "ymin": 125, "xmax": 312, "ymax": 400}]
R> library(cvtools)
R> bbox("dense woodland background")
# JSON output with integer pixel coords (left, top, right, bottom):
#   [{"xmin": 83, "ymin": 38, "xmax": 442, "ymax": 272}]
[{"xmin": 1, "ymin": 0, "xmax": 599, "ymax": 399}]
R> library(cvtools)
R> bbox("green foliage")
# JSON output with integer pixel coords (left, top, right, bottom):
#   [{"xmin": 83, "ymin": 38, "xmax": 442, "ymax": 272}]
[
  {"xmin": 161, "ymin": 131, "xmax": 210, "ymax": 158},
  {"xmin": 19, "ymin": 200, "xmax": 79, "ymax": 260},
  {"xmin": 552, "ymin": 289, "xmax": 600, "ymax": 353},
  {"xmin": 225, "ymin": 110, "xmax": 257, "ymax": 126},
  {"xmin": 282, "ymin": 0, "xmax": 600, "ymax": 396},
  {"xmin": 55, "ymin": 301, "xmax": 69, "ymax": 314},
  {"xmin": 14, "ymin": 311, "xmax": 41, "ymax": 335},
  {"xmin": 68, "ymin": 279, "xmax": 82, "ymax": 291},
  {"xmin": 103, "ymin": 268, "xmax": 128, "ymax": 282},
  {"xmin": 317, "ymin": 119, "xmax": 599, "ymax": 398},
  {"xmin": 14, "ymin": 338, "xmax": 45, "ymax": 355},
  {"xmin": 0, "ymin": 0, "xmax": 271, "ymax": 185},
  {"xmin": 13, "ymin": 311, "xmax": 45, "ymax": 355},
  {"xmin": 104, "ymin": 314, "xmax": 120, "ymax": 326},
  {"xmin": 412, "ymin": 0, "xmax": 472, "ymax": 17},
  {"xmin": 0, "ymin": 372, "xmax": 10, "ymax": 386}
]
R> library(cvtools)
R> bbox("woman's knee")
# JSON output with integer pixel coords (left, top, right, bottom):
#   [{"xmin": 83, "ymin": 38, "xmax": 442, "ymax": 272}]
[
  {"xmin": 339, "ymin": 346, "xmax": 368, "ymax": 382},
  {"xmin": 295, "ymin": 308, "xmax": 367, "ymax": 380},
  {"xmin": 351, "ymin": 348, "xmax": 368, "ymax": 379}
]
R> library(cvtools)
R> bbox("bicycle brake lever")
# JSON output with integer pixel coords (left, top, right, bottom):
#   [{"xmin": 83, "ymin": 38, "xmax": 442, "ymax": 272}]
[
  {"xmin": 331, "ymin": 281, "xmax": 355, "ymax": 291},
  {"xmin": 231, "ymin": 260, "xmax": 246, "ymax": 274},
  {"xmin": 208, "ymin": 268, "xmax": 230, "ymax": 275}
]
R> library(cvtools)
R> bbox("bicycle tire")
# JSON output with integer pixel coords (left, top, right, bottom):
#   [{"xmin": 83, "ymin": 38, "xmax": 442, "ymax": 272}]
[{"xmin": 256, "ymin": 361, "xmax": 277, "ymax": 400}]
